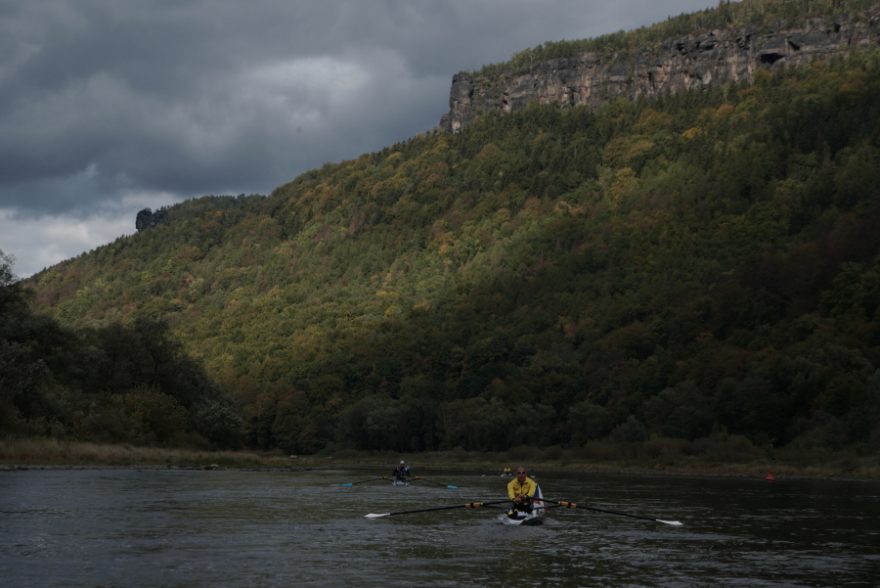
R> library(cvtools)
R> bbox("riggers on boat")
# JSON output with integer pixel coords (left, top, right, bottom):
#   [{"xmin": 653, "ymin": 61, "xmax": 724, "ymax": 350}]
[{"xmin": 499, "ymin": 486, "xmax": 545, "ymax": 526}]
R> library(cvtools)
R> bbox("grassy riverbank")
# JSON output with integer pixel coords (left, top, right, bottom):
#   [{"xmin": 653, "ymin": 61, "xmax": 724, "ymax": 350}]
[
  {"xmin": 0, "ymin": 438, "xmax": 300, "ymax": 470},
  {"xmin": 2, "ymin": 437, "xmax": 879, "ymax": 480}
]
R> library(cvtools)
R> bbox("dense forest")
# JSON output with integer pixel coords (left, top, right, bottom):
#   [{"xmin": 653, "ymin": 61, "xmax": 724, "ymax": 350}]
[
  {"xmin": 5, "ymin": 0, "xmax": 880, "ymax": 459},
  {"xmin": 1, "ymin": 250, "xmax": 242, "ymax": 449}
]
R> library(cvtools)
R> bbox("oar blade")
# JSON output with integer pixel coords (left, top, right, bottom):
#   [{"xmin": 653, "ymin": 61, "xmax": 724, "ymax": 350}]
[
  {"xmin": 364, "ymin": 512, "xmax": 391, "ymax": 519},
  {"xmin": 336, "ymin": 482, "xmax": 354, "ymax": 487},
  {"xmin": 447, "ymin": 484, "xmax": 459, "ymax": 489},
  {"xmin": 543, "ymin": 497, "xmax": 683, "ymax": 528}
]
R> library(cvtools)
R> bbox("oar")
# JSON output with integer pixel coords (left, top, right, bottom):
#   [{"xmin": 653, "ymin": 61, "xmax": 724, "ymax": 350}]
[
  {"xmin": 411, "ymin": 476, "xmax": 459, "ymax": 489},
  {"xmin": 541, "ymin": 498, "xmax": 683, "ymax": 527},
  {"xmin": 365, "ymin": 499, "xmax": 510, "ymax": 519},
  {"xmin": 335, "ymin": 476, "xmax": 387, "ymax": 487}
]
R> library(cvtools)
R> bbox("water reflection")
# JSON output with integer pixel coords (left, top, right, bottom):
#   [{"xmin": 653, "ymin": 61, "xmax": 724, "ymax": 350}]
[{"xmin": 0, "ymin": 468, "xmax": 877, "ymax": 586}]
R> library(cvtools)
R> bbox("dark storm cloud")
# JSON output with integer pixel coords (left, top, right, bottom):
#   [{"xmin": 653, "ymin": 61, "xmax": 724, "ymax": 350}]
[{"xmin": 0, "ymin": 0, "xmax": 717, "ymax": 276}]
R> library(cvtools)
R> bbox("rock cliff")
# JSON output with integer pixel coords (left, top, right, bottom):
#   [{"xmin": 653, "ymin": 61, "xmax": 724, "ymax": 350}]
[
  {"xmin": 439, "ymin": 9, "xmax": 880, "ymax": 132},
  {"xmin": 135, "ymin": 207, "xmax": 169, "ymax": 231}
]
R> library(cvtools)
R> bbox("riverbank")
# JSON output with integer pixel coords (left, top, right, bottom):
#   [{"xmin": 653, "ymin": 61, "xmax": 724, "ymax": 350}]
[{"xmin": 2, "ymin": 437, "xmax": 878, "ymax": 480}]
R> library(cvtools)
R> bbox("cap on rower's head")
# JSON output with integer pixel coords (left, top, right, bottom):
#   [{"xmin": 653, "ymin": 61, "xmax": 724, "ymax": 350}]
[{"xmin": 400, "ymin": 460, "xmax": 405, "ymax": 464}]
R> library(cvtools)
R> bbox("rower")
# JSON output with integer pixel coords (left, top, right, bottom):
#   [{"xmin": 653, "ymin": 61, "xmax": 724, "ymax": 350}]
[
  {"xmin": 392, "ymin": 459, "xmax": 410, "ymax": 483},
  {"xmin": 507, "ymin": 466, "xmax": 537, "ymax": 513}
]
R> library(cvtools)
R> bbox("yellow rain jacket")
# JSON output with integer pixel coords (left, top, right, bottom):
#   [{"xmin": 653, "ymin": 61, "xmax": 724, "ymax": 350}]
[{"xmin": 507, "ymin": 476, "xmax": 538, "ymax": 501}]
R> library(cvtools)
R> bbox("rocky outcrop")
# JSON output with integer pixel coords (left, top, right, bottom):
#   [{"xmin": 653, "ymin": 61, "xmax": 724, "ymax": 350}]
[
  {"xmin": 439, "ymin": 10, "xmax": 880, "ymax": 132},
  {"xmin": 135, "ymin": 208, "xmax": 169, "ymax": 231}
]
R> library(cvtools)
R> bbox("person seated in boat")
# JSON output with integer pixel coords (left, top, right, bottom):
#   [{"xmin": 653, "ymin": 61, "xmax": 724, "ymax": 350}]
[
  {"xmin": 392, "ymin": 460, "xmax": 410, "ymax": 483},
  {"xmin": 507, "ymin": 466, "xmax": 538, "ymax": 513}
]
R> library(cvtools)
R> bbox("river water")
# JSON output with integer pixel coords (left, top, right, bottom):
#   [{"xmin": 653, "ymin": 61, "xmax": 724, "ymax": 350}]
[{"xmin": 1, "ymin": 467, "xmax": 877, "ymax": 587}]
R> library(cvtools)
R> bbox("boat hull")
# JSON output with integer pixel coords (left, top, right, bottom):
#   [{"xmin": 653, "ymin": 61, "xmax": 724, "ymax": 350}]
[
  {"xmin": 498, "ymin": 487, "xmax": 545, "ymax": 525},
  {"xmin": 498, "ymin": 511, "xmax": 544, "ymax": 525}
]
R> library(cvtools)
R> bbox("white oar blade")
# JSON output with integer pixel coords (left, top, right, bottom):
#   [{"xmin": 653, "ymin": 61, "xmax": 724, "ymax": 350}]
[
  {"xmin": 657, "ymin": 519, "xmax": 683, "ymax": 527},
  {"xmin": 364, "ymin": 512, "xmax": 390, "ymax": 519}
]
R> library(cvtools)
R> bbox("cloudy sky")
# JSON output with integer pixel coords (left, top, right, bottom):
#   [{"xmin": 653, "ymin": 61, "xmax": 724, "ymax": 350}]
[{"xmin": 1, "ymin": 0, "xmax": 718, "ymax": 278}]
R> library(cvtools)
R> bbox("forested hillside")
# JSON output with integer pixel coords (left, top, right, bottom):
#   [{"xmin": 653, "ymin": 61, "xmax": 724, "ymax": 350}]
[
  {"xmin": 8, "ymin": 3, "xmax": 880, "ymax": 459},
  {"xmin": 1, "ymin": 250, "xmax": 242, "ymax": 449}
]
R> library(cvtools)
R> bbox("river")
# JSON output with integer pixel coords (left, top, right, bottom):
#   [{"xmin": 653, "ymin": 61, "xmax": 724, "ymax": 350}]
[{"xmin": 1, "ymin": 467, "xmax": 877, "ymax": 587}]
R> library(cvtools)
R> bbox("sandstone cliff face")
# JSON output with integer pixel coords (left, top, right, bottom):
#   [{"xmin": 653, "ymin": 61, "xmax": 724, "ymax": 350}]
[{"xmin": 439, "ymin": 11, "xmax": 880, "ymax": 132}]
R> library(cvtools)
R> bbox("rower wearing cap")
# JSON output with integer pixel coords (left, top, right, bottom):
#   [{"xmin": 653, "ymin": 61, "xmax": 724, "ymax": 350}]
[{"xmin": 392, "ymin": 460, "xmax": 410, "ymax": 483}]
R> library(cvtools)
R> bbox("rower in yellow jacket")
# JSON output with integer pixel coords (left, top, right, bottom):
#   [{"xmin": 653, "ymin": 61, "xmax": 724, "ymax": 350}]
[{"xmin": 507, "ymin": 466, "xmax": 538, "ymax": 512}]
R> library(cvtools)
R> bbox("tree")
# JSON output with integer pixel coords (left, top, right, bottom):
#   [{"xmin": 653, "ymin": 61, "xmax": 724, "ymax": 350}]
[{"xmin": 642, "ymin": 381, "xmax": 715, "ymax": 440}]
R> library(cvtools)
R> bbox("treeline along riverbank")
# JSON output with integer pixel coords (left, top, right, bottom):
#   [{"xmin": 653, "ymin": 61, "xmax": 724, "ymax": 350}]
[{"xmin": 2, "ymin": 437, "xmax": 878, "ymax": 481}]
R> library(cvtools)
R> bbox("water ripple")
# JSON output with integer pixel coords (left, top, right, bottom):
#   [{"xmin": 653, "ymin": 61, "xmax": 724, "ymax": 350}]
[{"xmin": 0, "ymin": 469, "xmax": 877, "ymax": 586}]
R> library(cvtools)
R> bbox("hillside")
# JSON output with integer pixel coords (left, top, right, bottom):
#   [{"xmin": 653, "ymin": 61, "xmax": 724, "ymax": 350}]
[{"xmin": 11, "ymin": 0, "xmax": 880, "ymax": 460}]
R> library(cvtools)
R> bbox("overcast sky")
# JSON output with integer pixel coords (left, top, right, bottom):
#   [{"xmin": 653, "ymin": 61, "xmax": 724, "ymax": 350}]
[{"xmin": 1, "ymin": 0, "xmax": 718, "ymax": 278}]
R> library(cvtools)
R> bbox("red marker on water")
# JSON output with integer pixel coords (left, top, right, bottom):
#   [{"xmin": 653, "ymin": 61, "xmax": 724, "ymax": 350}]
[{"xmin": 765, "ymin": 471, "xmax": 775, "ymax": 482}]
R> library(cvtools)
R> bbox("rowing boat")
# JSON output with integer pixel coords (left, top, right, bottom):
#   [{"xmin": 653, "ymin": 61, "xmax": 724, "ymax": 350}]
[{"xmin": 498, "ymin": 486, "xmax": 545, "ymax": 526}]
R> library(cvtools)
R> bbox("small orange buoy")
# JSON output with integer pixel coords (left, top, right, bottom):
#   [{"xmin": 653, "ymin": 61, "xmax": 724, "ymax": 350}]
[{"xmin": 765, "ymin": 471, "xmax": 776, "ymax": 482}]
